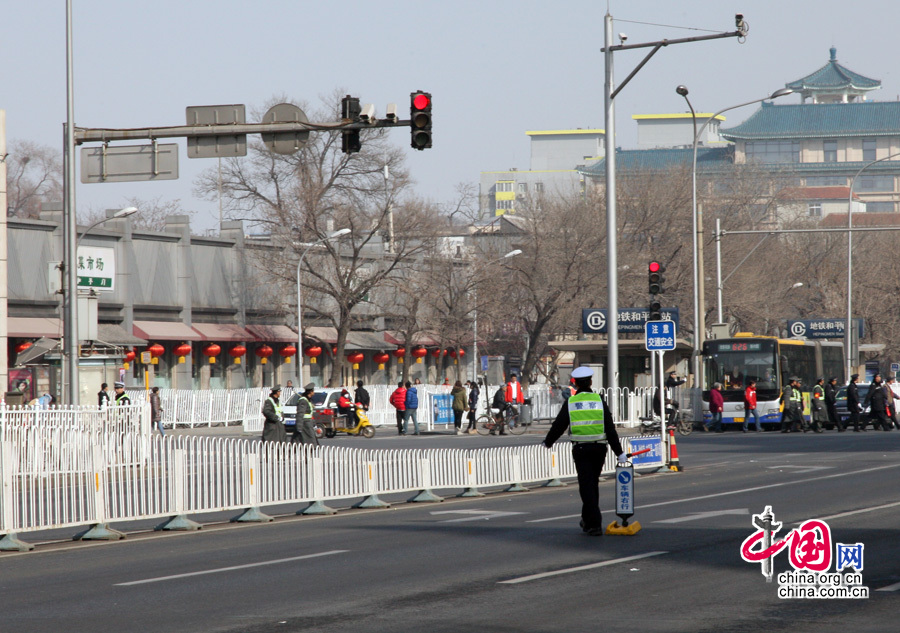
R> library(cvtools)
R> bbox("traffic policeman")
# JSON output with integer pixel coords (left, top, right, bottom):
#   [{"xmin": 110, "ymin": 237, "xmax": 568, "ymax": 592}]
[
  {"xmin": 780, "ymin": 377, "xmax": 803, "ymax": 433},
  {"xmin": 113, "ymin": 381, "xmax": 130, "ymax": 406},
  {"xmin": 261, "ymin": 385, "xmax": 287, "ymax": 442},
  {"xmin": 291, "ymin": 383, "xmax": 319, "ymax": 446},
  {"xmin": 542, "ymin": 366, "xmax": 625, "ymax": 536}
]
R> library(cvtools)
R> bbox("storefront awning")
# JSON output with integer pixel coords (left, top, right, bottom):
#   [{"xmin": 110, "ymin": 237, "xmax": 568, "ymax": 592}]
[
  {"xmin": 7, "ymin": 317, "xmax": 62, "ymax": 338},
  {"xmin": 15, "ymin": 337, "xmax": 59, "ymax": 364},
  {"xmin": 191, "ymin": 323, "xmax": 256, "ymax": 342},
  {"xmin": 97, "ymin": 323, "xmax": 147, "ymax": 346},
  {"xmin": 246, "ymin": 324, "xmax": 297, "ymax": 343},
  {"xmin": 305, "ymin": 326, "xmax": 338, "ymax": 344},
  {"xmin": 383, "ymin": 330, "xmax": 442, "ymax": 347},
  {"xmin": 133, "ymin": 320, "xmax": 204, "ymax": 341},
  {"xmin": 345, "ymin": 331, "xmax": 392, "ymax": 351}
]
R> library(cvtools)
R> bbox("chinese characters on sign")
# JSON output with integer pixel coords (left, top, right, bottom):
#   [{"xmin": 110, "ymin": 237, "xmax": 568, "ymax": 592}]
[
  {"xmin": 787, "ymin": 319, "xmax": 864, "ymax": 340},
  {"xmin": 76, "ymin": 246, "xmax": 116, "ymax": 291},
  {"xmin": 582, "ymin": 308, "xmax": 680, "ymax": 334},
  {"xmin": 645, "ymin": 320, "xmax": 676, "ymax": 351}
]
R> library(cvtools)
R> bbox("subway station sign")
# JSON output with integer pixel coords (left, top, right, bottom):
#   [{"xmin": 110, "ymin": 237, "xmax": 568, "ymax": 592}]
[
  {"xmin": 582, "ymin": 308, "xmax": 679, "ymax": 334},
  {"xmin": 786, "ymin": 319, "xmax": 864, "ymax": 340}
]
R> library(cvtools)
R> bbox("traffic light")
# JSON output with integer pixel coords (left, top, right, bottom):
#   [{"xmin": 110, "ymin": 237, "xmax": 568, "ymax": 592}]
[
  {"xmin": 410, "ymin": 91, "xmax": 432, "ymax": 150},
  {"xmin": 648, "ymin": 261, "xmax": 666, "ymax": 295},
  {"xmin": 649, "ymin": 299, "xmax": 662, "ymax": 322},
  {"xmin": 341, "ymin": 95, "xmax": 361, "ymax": 154}
]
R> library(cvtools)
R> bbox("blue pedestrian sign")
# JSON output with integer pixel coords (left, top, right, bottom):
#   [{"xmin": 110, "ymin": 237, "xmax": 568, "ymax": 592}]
[{"xmin": 645, "ymin": 320, "xmax": 676, "ymax": 351}]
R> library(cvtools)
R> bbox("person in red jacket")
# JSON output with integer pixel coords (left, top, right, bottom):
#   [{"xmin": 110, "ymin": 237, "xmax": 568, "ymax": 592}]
[
  {"xmin": 705, "ymin": 382, "xmax": 725, "ymax": 432},
  {"xmin": 743, "ymin": 379, "xmax": 761, "ymax": 432},
  {"xmin": 389, "ymin": 381, "xmax": 407, "ymax": 436},
  {"xmin": 504, "ymin": 374, "xmax": 525, "ymax": 430}
]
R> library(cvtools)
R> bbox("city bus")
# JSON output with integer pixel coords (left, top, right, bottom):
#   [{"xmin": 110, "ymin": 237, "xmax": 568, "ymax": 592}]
[{"xmin": 701, "ymin": 334, "xmax": 843, "ymax": 428}]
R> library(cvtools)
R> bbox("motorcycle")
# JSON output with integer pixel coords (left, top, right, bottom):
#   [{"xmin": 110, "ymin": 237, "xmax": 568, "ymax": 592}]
[{"xmin": 319, "ymin": 403, "xmax": 375, "ymax": 438}]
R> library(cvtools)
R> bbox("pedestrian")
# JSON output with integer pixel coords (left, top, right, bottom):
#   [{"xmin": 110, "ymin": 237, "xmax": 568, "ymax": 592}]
[
  {"xmin": 888, "ymin": 375, "xmax": 900, "ymax": 430},
  {"xmin": 150, "ymin": 386, "xmax": 164, "ymax": 435},
  {"xmin": 665, "ymin": 371, "xmax": 686, "ymax": 389},
  {"xmin": 809, "ymin": 378, "xmax": 826, "ymax": 433},
  {"xmin": 414, "ymin": 378, "xmax": 422, "ymax": 385},
  {"xmin": 354, "ymin": 380, "xmax": 370, "ymax": 413},
  {"xmin": 825, "ymin": 377, "xmax": 843, "ymax": 431},
  {"xmin": 261, "ymin": 385, "xmax": 286, "ymax": 442},
  {"xmin": 465, "ymin": 380, "xmax": 480, "ymax": 434},
  {"xmin": 847, "ymin": 374, "xmax": 864, "ymax": 432},
  {"xmin": 864, "ymin": 372, "xmax": 891, "ymax": 432},
  {"xmin": 505, "ymin": 373, "xmax": 525, "ymax": 430},
  {"xmin": 451, "ymin": 380, "xmax": 467, "ymax": 435},
  {"xmin": 403, "ymin": 380, "xmax": 420, "ymax": 435},
  {"xmin": 542, "ymin": 366, "xmax": 626, "ymax": 536},
  {"xmin": 286, "ymin": 380, "xmax": 294, "ymax": 390},
  {"xmin": 389, "ymin": 380, "xmax": 407, "ymax": 435},
  {"xmin": 706, "ymin": 382, "xmax": 724, "ymax": 432},
  {"xmin": 291, "ymin": 383, "xmax": 319, "ymax": 446},
  {"xmin": 885, "ymin": 376, "xmax": 898, "ymax": 429},
  {"xmin": 780, "ymin": 377, "xmax": 803, "ymax": 433},
  {"xmin": 98, "ymin": 382, "xmax": 111, "ymax": 408},
  {"xmin": 743, "ymin": 379, "xmax": 761, "ymax": 432},
  {"xmin": 114, "ymin": 381, "xmax": 130, "ymax": 406}
]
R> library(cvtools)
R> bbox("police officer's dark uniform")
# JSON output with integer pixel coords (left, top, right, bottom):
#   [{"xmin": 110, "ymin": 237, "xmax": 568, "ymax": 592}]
[
  {"xmin": 543, "ymin": 366, "xmax": 624, "ymax": 536},
  {"xmin": 847, "ymin": 374, "xmax": 863, "ymax": 432},
  {"xmin": 864, "ymin": 373, "xmax": 891, "ymax": 432},
  {"xmin": 780, "ymin": 377, "xmax": 802, "ymax": 433},
  {"xmin": 809, "ymin": 378, "xmax": 827, "ymax": 433},
  {"xmin": 291, "ymin": 383, "xmax": 319, "ymax": 445},
  {"xmin": 261, "ymin": 385, "xmax": 287, "ymax": 442},
  {"xmin": 113, "ymin": 381, "xmax": 130, "ymax": 406},
  {"xmin": 824, "ymin": 377, "xmax": 842, "ymax": 431}
]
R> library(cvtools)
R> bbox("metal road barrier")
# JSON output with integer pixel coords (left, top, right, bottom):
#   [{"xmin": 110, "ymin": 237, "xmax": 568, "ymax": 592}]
[{"xmin": 0, "ymin": 424, "xmax": 664, "ymax": 548}]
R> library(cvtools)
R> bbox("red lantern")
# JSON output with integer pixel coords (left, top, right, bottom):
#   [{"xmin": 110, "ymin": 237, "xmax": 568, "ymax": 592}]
[
  {"xmin": 123, "ymin": 348, "xmax": 136, "ymax": 370},
  {"xmin": 148, "ymin": 343, "xmax": 165, "ymax": 365},
  {"xmin": 347, "ymin": 352, "xmax": 365, "ymax": 370},
  {"xmin": 304, "ymin": 345, "xmax": 322, "ymax": 365},
  {"xmin": 411, "ymin": 346, "xmax": 428, "ymax": 364},
  {"xmin": 202, "ymin": 343, "xmax": 222, "ymax": 364},
  {"xmin": 431, "ymin": 348, "xmax": 441, "ymax": 358},
  {"xmin": 393, "ymin": 347, "xmax": 406, "ymax": 365},
  {"xmin": 332, "ymin": 345, "xmax": 338, "ymax": 356},
  {"xmin": 457, "ymin": 348, "xmax": 465, "ymax": 358},
  {"xmin": 174, "ymin": 343, "xmax": 192, "ymax": 364},
  {"xmin": 374, "ymin": 352, "xmax": 391, "ymax": 370},
  {"xmin": 280, "ymin": 345, "xmax": 297, "ymax": 364},
  {"xmin": 255, "ymin": 344, "xmax": 273, "ymax": 365},
  {"xmin": 229, "ymin": 345, "xmax": 247, "ymax": 364},
  {"xmin": 448, "ymin": 349, "xmax": 458, "ymax": 359},
  {"xmin": 14, "ymin": 341, "xmax": 33, "ymax": 354}
]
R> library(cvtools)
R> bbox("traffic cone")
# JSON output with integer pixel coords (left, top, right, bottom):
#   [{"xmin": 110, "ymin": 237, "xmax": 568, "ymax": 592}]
[{"xmin": 668, "ymin": 426, "xmax": 682, "ymax": 472}]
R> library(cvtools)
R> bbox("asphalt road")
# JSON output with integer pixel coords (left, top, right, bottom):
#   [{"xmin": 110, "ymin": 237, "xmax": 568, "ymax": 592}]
[{"xmin": 2, "ymin": 430, "xmax": 898, "ymax": 633}]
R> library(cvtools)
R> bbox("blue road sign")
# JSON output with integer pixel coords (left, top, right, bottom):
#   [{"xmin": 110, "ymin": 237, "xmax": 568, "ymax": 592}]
[
  {"xmin": 645, "ymin": 320, "xmax": 676, "ymax": 351},
  {"xmin": 582, "ymin": 308, "xmax": 679, "ymax": 334},
  {"xmin": 786, "ymin": 319, "xmax": 864, "ymax": 340}
]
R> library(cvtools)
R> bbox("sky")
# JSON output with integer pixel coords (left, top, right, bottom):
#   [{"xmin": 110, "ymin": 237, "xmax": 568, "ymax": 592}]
[{"xmin": 4, "ymin": 0, "xmax": 899, "ymax": 234}]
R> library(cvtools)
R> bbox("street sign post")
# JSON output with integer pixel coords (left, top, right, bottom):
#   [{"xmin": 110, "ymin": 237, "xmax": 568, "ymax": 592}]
[
  {"xmin": 645, "ymin": 320, "xmax": 676, "ymax": 352},
  {"xmin": 186, "ymin": 104, "xmax": 247, "ymax": 158},
  {"xmin": 81, "ymin": 143, "xmax": 179, "ymax": 183}
]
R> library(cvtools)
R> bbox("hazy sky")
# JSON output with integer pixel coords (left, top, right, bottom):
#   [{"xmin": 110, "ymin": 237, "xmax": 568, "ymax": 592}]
[{"xmin": 4, "ymin": 1, "xmax": 897, "ymax": 233}]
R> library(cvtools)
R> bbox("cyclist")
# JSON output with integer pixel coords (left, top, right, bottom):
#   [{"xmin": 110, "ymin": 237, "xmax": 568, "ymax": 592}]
[{"xmin": 490, "ymin": 385, "xmax": 508, "ymax": 435}]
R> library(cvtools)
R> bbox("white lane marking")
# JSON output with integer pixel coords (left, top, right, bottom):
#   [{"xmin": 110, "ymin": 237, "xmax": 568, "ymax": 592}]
[
  {"xmin": 527, "ymin": 463, "xmax": 900, "ymax": 523},
  {"xmin": 115, "ymin": 550, "xmax": 349, "ymax": 586},
  {"xmin": 431, "ymin": 510, "xmax": 527, "ymax": 523},
  {"xmin": 794, "ymin": 500, "xmax": 900, "ymax": 525},
  {"xmin": 767, "ymin": 465, "xmax": 834, "ymax": 474},
  {"xmin": 654, "ymin": 509, "xmax": 748, "ymax": 524},
  {"xmin": 499, "ymin": 551, "xmax": 668, "ymax": 584},
  {"xmin": 876, "ymin": 581, "xmax": 900, "ymax": 592}
]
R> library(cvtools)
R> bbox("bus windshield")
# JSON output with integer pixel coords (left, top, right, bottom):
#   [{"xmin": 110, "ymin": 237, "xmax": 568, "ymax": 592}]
[{"xmin": 703, "ymin": 339, "xmax": 778, "ymax": 401}]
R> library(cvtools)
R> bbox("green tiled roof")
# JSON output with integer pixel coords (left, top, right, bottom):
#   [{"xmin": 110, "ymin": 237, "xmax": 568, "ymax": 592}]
[
  {"xmin": 786, "ymin": 47, "xmax": 880, "ymax": 91},
  {"xmin": 580, "ymin": 147, "xmax": 732, "ymax": 176},
  {"xmin": 720, "ymin": 101, "xmax": 900, "ymax": 140}
]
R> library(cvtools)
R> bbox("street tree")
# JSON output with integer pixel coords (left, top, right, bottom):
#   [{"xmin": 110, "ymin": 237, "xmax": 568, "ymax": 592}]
[{"xmin": 5, "ymin": 140, "xmax": 62, "ymax": 218}]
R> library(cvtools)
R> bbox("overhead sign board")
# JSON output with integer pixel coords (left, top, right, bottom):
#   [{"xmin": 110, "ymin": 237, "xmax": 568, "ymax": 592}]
[
  {"xmin": 262, "ymin": 103, "xmax": 309, "ymax": 155},
  {"xmin": 786, "ymin": 319, "xmax": 864, "ymax": 340},
  {"xmin": 186, "ymin": 104, "xmax": 248, "ymax": 158},
  {"xmin": 76, "ymin": 246, "xmax": 116, "ymax": 291},
  {"xmin": 645, "ymin": 320, "xmax": 676, "ymax": 351},
  {"xmin": 81, "ymin": 143, "xmax": 179, "ymax": 183},
  {"xmin": 582, "ymin": 308, "xmax": 679, "ymax": 334}
]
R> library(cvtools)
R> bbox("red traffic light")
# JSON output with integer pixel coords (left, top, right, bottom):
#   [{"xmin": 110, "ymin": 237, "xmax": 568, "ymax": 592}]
[
  {"xmin": 649, "ymin": 261, "xmax": 661, "ymax": 273},
  {"xmin": 413, "ymin": 93, "xmax": 430, "ymax": 110}
]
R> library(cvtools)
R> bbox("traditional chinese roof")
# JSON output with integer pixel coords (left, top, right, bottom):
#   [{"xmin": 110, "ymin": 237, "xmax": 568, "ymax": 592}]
[
  {"xmin": 820, "ymin": 212, "xmax": 900, "ymax": 227},
  {"xmin": 786, "ymin": 47, "xmax": 880, "ymax": 96},
  {"xmin": 721, "ymin": 101, "xmax": 900, "ymax": 140}
]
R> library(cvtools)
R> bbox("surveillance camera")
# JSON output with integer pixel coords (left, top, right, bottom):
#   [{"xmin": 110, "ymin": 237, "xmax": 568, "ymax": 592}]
[
  {"xmin": 618, "ymin": 32, "xmax": 628, "ymax": 42},
  {"xmin": 735, "ymin": 13, "xmax": 744, "ymax": 28},
  {"xmin": 385, "ymin": 103, "xmax": 398, "ymax": 121},
  {"xmin": 359, "ymin": 103, "xmax": 375, "ymax": 122}
]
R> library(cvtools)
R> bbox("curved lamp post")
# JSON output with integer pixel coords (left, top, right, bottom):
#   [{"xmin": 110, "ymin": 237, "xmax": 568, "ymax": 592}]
[
  {"xmin": 676, "ymin": 85, "xmax": 793, "ymax": 411},
  {"xmin": 845, "ymin": 150, "xmax": 900, "ymax": 381},
  {"xmin": 471, "ymin": 249, "xmax": 522, "ymax": 382},
  {"xmin": 296, "ymin": 228, "xmax": 351, "ymax": 387}
]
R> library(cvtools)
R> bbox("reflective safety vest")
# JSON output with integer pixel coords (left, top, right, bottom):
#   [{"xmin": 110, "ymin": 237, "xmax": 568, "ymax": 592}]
[
  {"xmin": 298, "ymin": 396, "xmax": 313, "ymax": 419},
  {"xmin": 567, "ymin": 392, "xmax": 607, "ymax": 442},
  {"xmin": 790, "ymin": 386, "xmax": 802, "ymax": 405},
  {"xmin": 115, "ymin": 392, "xmax": 130, "ymax": 406},
  {"xmin": 267, "ymin": 397, "xmax": 283, "ymax": 420}
]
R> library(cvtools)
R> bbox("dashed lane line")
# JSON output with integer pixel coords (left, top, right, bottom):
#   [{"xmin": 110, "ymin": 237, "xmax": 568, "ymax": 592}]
[{"xmin": 498, "ymin": 551, "xmax": 668, "ymax": 584}]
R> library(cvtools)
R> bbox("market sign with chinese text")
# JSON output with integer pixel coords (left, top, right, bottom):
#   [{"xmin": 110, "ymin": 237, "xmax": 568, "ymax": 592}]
[
  {"xmin": 76, "ymin": 246, "xmax": 115, "ymax": 291},
  {"xmin": 786, "ymin": 319, "xmax": 864, "ymax": 340},
  {"xmin": 582, "ymin": 308, "xmax": 679, "ymax": 334}
]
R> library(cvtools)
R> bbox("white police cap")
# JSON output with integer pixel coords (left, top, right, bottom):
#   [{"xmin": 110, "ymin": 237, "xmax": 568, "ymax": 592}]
[{"xmin": 571, "ymin": 366, "xmax": 593, "ymax": 379}]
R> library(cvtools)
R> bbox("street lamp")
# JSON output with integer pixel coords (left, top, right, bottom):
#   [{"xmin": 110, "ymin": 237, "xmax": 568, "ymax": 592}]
[
  {"xmin": 845, "ymin": 150, "xmax": 900, "ymax": 381},
  {"xmin": 676, "ymin": 85, "xmax": 793, "ymax": 411},
  {"xmin": 63, "ymin": 206, "xmax": 139, "ymax": 405},
  {"xmin": 296, "ymin": 228, "xmax": 351, "ymax": 387},
  {"xmin": 471, "ymin": 249, "xmax": 522, "ymax": 382}
]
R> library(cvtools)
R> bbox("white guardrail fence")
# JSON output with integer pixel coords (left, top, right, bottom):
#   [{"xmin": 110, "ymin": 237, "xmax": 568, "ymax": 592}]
[
  {"xmin": 0, "ymin": 402, "xmax": 665, "ymax": 549},
  {"xmin": 118, "ymin": 384, "xmax": 659, "ymax": 434}
]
